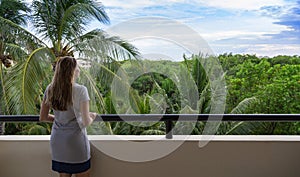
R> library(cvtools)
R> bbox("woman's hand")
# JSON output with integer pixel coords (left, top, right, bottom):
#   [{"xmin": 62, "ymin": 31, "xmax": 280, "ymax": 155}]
[
  {"xmin": 89, "ymin": 112, "xmax": 97, "ymax": 120},
  {"xmin": 80, "ymin": 101, "xmax": 97, "ymax": 126}
]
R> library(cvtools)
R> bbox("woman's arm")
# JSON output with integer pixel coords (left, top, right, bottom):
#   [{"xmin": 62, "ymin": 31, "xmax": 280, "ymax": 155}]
[
  {"xmin": 39, "ymin": 100, "xmax": 54, "ymax": 122},
  {"xmin": 80, "ymin": 100, "xmax": 97, "ymax": 127}
]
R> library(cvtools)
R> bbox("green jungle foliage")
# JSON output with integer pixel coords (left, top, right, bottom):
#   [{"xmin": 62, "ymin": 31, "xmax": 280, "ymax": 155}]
[
  {"xmin": 0, "ymin": 0, "xmax": 299, "ymax": 136},
  {"xmin": 3, "ymin": 54, "xmax": 300, "ymax": 135}
]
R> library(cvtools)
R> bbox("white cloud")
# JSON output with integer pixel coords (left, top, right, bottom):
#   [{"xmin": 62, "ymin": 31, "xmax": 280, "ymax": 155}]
[
  {"xmin": 24, "ymin": 0, "xmax": 300, "ymax": 57},
  {"xmin": 101, "ymin": 0, "xmax": 154, "ymax": 9},
  {"xmin": 191, "ymin": 14, "xmax": 292, "ymax": 42},
  {"xmin": 105, "ymin": 17, "xmax": 213, "ymax": 60},
  {"xmin": 245, "ymin": 44, "xmax": 300, "ymax": 56},
  {"xmin": 211, "ymin": 44, "xmax": 300, "ymax": 57},
  {"xmin": 101, "ymin": 0, "xmax": 288, "ymax": 11},
  {"xmin": 131, "ymin": 39, "xmax": 191, "ymax": 61},
  {"xmin": 195, "ymin": 0, "xmax": 287, "ymax": 10},
  {"xmin": 101, "ymin": 0, "xmax": 187, "ymax": 9},
  {"xmin": 97, "ymin": 0, "xmax": 293, "ymax": 44}
]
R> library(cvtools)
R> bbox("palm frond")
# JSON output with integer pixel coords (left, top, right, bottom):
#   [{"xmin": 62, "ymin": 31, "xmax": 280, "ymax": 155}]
[
  {"xmin": 230, "ymin": 97, "xmax": 258, "ymax": 114},
  {"xmin": 212, "ymin": 97, "xmax": 259, "ymax": 135},
  {"xmin": 78, "ymin": 67, "xmax": 106, "ymax": 113},
  {"xmin": 31, "ymin": 0, "xmax": 56, "ymax": 42},
  {"xmin": 147, "ymin": 93, "xmax": 166, "ymax": 114},
  {"xmin": 198, "ymin": 82, "xmax": 210, "ymax": 113},
  {"xmin": 0, "ymin": 16, "xmax": 46, "ymax": 51},
  {"xmin": 141, "ymin": 129, "xmax": 165, "ymax": 135},
  {"xmin": 191, "ymin": 54, "xmax": 209, "ymax": 93},
  {"xmin": 87, "ymin": 122, "xmax": 113, "ymax": 135},
  {"xmin": 58, "ymin": 2, "xmax": 109, "ymax": 42},
  {"xmin": 220, "ymin": 121, "xmax": 267, "ymax": 135},
  {"xmin": 25, "ymin": 124, "xmax": 48, "ymax": 135},
  {"xmin": 32, "ymin": 0, "xmax": 109, "ymax": 44},
  {"xmin": 0, "ymin": 0, "xmax": 31, "ymax": 26},
  {"xmin": 3, "ymin": 43, "xmax": 27, "ymax": 62},
  {"xmin": 70, "ymin": 29, "xmax": 140, "ymax": 61},
  {"xmin": 0, "ymin": 64, "xmax": 9, "ymax": 114},
  {"xmin": 4, "ymin": 47, "xmax": 53, "ymax": 114}
]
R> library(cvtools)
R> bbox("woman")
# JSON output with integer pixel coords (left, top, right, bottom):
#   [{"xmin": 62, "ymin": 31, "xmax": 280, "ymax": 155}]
[{"xmin": 40, "ymin": 56, "xmax": 97, "ymax": 177}]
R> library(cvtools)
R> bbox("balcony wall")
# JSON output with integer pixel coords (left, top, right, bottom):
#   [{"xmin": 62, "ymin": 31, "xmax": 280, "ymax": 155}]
[{"xmin": 0, "ymin": 135, "xmax": 299, "ymax": 177}]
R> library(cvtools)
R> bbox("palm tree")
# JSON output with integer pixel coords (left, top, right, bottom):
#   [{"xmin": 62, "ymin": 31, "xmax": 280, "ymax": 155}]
[
  {"xmin": 0, "ymin": 0, "xmax": 30, "ymax": 25},
  {"xmin": 3, "ymin": 0, "xmax": 139, "ymax": 115},
  {"xmin": 103, "ymin": 56, "xmax": 258, "ymax": 136},
  {"xmin": 0, "ymin": 0, "xmax": 32, "ymax": 135},
  {"xmin": 172, "ymin": 54, "xmax": 259, "ymax": 135}
]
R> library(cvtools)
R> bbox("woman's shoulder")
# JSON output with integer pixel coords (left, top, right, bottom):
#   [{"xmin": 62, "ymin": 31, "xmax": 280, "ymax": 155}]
[
  {"xmin": 73, "ymin": 83, "xmax": 90, "ymax": 101},
  {"xmin": 73, "ymin": 83, "xmax": 88, "ymax": 92}
]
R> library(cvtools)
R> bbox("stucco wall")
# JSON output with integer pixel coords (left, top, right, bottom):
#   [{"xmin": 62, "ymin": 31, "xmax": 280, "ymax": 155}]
[{"xmin": 0, "ymin": 135, "xmax": 299, "ymax": 177}]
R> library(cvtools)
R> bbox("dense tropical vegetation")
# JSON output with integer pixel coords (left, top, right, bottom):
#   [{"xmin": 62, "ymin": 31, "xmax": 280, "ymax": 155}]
[
  {"xmin": 0, "ymin": 0, "xmax": 32, "ymax": 134},
  {"xmin": 0, "ymin": 0, "xmax": 138, "ymax": 134},
  {"xmin": 0, "ymin": 0, "xmax": 299, "ymax": 135},
  {"xmin": 4, "ymin": 53, "xmax": 300, "ymax": 135}
]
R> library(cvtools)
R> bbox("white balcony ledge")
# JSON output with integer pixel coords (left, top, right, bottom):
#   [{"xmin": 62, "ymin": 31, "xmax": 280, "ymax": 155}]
[
  {"xmin": 0, "ymin": 135, "xmax": 299, "ymax": 177},
  {"xmin": 2, "ymin": 135, "xmax": 300, "ymax": 141}
]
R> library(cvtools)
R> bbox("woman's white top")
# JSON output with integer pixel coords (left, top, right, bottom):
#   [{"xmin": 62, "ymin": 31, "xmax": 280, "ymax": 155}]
[{"xmin": 44, "ymin": 83, "xmax": 91, "ymax": 163}]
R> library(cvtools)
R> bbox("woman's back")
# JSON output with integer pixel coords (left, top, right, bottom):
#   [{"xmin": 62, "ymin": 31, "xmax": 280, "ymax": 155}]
[
  {"xmin": 39, "ymin": 56, "xmax": 95, "ymax": 176},
  {"xmin": 49, "ymin": 83, "xmax": 89, "ymax": 128},
  {"xmin": 49, "ymin": 83, "xmax": 91, "ymax": 163}
]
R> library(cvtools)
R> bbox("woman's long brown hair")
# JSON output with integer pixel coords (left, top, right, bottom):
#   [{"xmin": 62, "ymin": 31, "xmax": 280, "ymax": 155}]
[{"xmin": 45, "ymin": 56, "xmax": 77, "ymax": 111}]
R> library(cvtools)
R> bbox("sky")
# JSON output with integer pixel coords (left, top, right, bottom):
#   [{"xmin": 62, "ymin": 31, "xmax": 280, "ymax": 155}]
[
  {"xmin": 25, "ymin": 0, "xmax": 300, "ymax": 60},
  {"xmin": 87, "ymin": 0, "xmax": 300, "ymax": 60}
]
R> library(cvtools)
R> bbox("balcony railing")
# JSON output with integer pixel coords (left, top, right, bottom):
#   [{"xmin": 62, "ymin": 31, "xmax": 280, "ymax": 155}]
[
  {"xmin": 1, "ymin": 114, "xmax": 300, "ymax": 138},
  {"xmin": 1, "ymin": 114, "xmax": 300, "ymax": 177}
]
